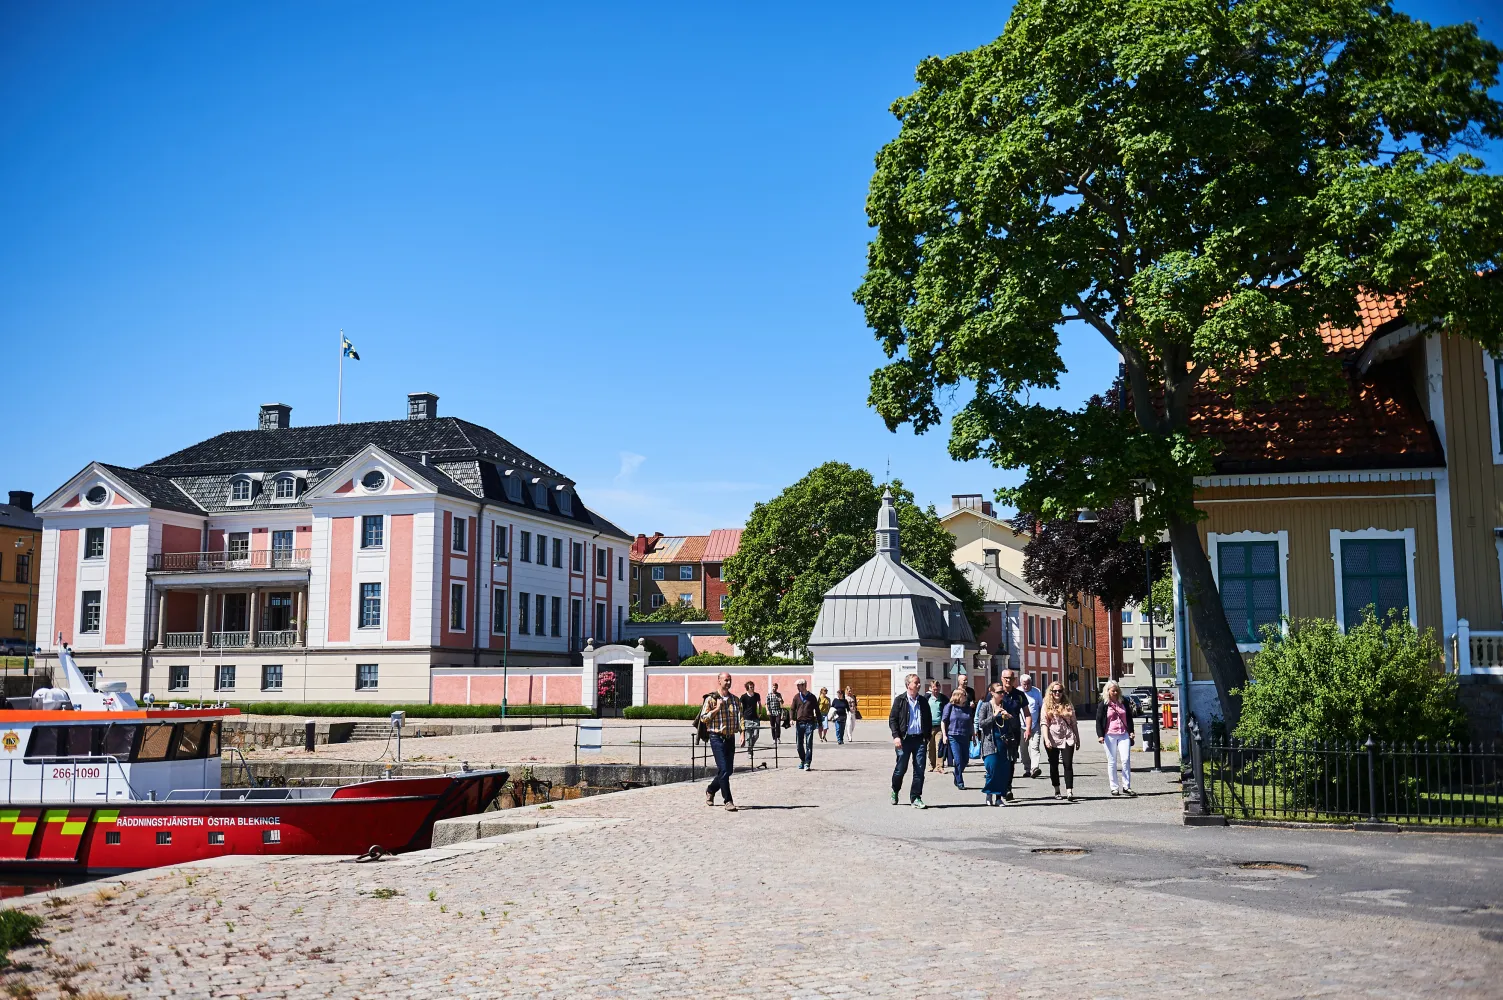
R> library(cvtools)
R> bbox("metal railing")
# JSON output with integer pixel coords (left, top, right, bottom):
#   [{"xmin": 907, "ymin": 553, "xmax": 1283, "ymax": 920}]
[
  {"xmin": 162, "ymin": 630, "xmax": 299, "ymax": 650},
  {"xmin": 1199, "ymin": 736, "xmax": 1503, "ymax": 827},
  {"xmin": 572, "ymin": 721, "xmax": 780, "ymax": 773},
  {"xmin": 6, "ymin": 755, "xmax": 139, "ymax": 803},
  {"xmin": 150, "ymin": 549, "xmax": 312, "ymax": 572}
]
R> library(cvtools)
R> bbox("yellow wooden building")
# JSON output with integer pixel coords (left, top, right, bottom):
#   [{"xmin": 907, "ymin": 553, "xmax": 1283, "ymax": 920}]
[{"xmin": 0, "ymin": 491, "xmax": 41, "ymax": 653}]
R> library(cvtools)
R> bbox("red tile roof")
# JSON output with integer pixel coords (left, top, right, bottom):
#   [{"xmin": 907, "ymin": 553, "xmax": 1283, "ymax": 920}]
[{"xmin": 1188, "ymin": 292, "xmax": 1443, "ymax": 473}]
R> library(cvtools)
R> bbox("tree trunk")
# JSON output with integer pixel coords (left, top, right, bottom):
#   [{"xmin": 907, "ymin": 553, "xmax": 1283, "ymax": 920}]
[{"xmin": 1166, "ymin": 517, "xmax": 1247, "ymax": 731}]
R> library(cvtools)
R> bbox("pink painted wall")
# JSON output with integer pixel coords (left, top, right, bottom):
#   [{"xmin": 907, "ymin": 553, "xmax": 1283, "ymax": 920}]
[
  {"xmin": 104, "ymin": 526, "xmax": 131, "ymax": 645},
  {"xmin": 110, "ymin": 493, "xmax": 131, "ymax": 506},
  {"xmin": 440, "ymin": 514, "xmax": 474, "ymax": 650},
  {"xmin": 507, "ymin": 675, "xmax": 536, "ymax": 705},
  {"xmin": 431, "ymin": 675, "xmax": 467, "ymax": 704},
  {"xmin": 250, "ymin": 527, "xmax": 270, "ymax": 553},
  {"xmin": 53, "ymin": 529, "xmax": 78, "ymax": 646},
  {"xmin": 388, "ymin": 514, "xmax": 412, "ymax": 642},
  {"xmin": 327, "ymin": 517, "xmax": 353, "ymax": 643},
  {"xmin": 690, "ymin": 634, "xmax": 735, "ymax": 656},
  {"xmin": 647, "ymin": 675, "xmax": 684, "ymax": 704},
  {"xmin": 545, "ymin": 675, "xmax": 580, "ymax": 705},
  {"xmin": 161, "ymin": 525, "xmax": 200, "ymax": 554},
  {"xmin": 468, "ymin": 675, "xmax": 505, "ymax": 704}
]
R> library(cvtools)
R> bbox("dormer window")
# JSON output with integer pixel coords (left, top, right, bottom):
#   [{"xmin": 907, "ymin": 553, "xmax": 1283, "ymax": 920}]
[
  {"xmin": 555, "ymin": 486, "xmax": 572, "ymax": 516},
  {"xmin": 503, "ymin": 470, "xmax": 522, "ymax": 503},
  {"xmin": 361, "ymin": 470, "xmax": 386, "ymax": 492},
  {"xmin": 85, "ymin": 485, "xmax": 108, "ymax": 506},
  {"xmin": 273, "ymin": 476, "xmax": 298, "ymax": 501},
  {"xmin": 532, "ymin": 479, "xmax": 548, "ymax": 509},
  {"xmin": 228, "ymin": 478, "xmax": 253, "ymax": 504}
]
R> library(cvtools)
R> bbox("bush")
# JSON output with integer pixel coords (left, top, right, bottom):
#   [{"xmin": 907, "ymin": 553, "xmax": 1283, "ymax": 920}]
[
  {"xmin": 223, "ymin": 702, "xmax": 592, "ymax": 719},
  {"xmin": 623, "ymin": 705, "xmax": 705, "ymax": 720},
  {"xmin": 1235, "ymin": 611, "xmax": 1466, "ymax": 745},
  {"xmin": 0, "ymin": 909, "xmax": 42, "ymax": 966},
  {"xmin": 676, "ymin": 652, "xmax": 811, "ymax": 667}
]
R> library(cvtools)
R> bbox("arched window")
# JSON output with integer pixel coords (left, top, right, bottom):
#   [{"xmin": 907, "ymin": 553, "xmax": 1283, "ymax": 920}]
[
  {"xmin": 228, "ymin": 478, "xmax": 253, "ymax": 503},
  {"xmin": 274, "ymin": 476, "xmax": 297, "ymax": 500}
]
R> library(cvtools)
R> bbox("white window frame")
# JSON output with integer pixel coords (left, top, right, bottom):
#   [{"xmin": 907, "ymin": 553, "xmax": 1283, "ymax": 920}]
[
  {"xmin": 216, "ymin": 664, "xmax": 236, "ymax": 691},
  {"xmin": 227, "ymin": 477, "xmax": 254, "ymax": 505},
  {"xmin": 1329, "ymin": 527, "xmax": 1417, "ymax": 632},
  {"xmin": 169, "ymin": 665, "xmax": 190, "ymax": 691},
  {"xmin": 356, "ymin": 663, "xmax": 379, "ymax": 691},
  {"xmin": 272, "ymin": 476, "xmax": 298, "ymax": 502},
  {"xmin": 1208, "ymin": 530, "xmax": 1291, "ymax": 652},
  {"xmin": 1485, "ymin": 350, "xmax": 1503, "ymax": 464},
  {"xmin": 651, "ymin": 566, "xmax": 664, "ymax": 581},
  {"xmin": 677, "ymin": 593, "xmax": 693, "ymax": 606},
  {"xmin": 650, "ymin": 593, "xmax": 664, "ymax": 609},
  {"xmin": 679, "ymin": 565, "xmax": 693, "ymax": 581}
]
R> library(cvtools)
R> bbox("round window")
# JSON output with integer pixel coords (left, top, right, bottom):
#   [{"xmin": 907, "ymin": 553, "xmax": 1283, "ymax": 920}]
[
  {"xmin": 361, "ymin": 470, "xmax": 386, "ymax": 491},
  {"xmin": 85, "ymin": 485, "xmax": 108, "ymax": 506}
]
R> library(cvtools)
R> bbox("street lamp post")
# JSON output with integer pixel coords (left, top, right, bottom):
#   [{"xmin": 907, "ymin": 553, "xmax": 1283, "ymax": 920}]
[{"xmin": 1143, "ymin": 540, "xmax": 1164, "ymax": 772}]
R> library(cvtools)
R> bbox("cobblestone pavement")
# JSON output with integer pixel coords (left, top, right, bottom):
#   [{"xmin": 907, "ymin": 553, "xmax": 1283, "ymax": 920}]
[{"xmin": 4, "ymin": 738, "xmax": 1500, "ymax": 999}]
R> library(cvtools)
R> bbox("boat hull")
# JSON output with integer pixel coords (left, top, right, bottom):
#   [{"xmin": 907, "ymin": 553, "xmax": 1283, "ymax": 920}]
[{"xmin": 0, "ymin": 769, "xmax": 507, "ymax": 874}]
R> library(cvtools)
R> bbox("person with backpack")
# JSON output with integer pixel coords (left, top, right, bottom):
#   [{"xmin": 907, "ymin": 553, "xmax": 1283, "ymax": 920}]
[
  {"xmin": 696, "ymin": 672, "xmax": 743, "ymax": 811},
  {"xmin": 1096, "ymin": 679, "xmax": 1138, "ymax": 796},
  {"xmin": 789, "ymin": 679, "xmax": 820, "ymax": 770},
  {"xmin": 995, "ymin": 669, "xmax": 1029, "ymax": 803},
  {"xmin": 940, "ymin": 687, "xmax": 974, "ymax": 790}
]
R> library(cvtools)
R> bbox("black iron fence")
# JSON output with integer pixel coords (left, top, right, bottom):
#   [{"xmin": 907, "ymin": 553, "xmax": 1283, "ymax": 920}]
[{"xmin": 1195, "ymin": 733, "xmax": 1503, "ymax": 827}]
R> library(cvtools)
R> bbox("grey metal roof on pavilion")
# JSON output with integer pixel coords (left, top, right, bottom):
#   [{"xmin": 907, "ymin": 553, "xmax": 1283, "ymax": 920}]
[
  {"xmin": 957, "ymin": 561, "xmax": 1049, "ymax": 606},
  {"xmin": 808, "ymin": 490, "xmax": 977, "ymax": 649}
]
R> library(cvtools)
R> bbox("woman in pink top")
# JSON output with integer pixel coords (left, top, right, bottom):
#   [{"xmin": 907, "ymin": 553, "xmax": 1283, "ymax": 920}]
[
  {"xmin": 1041, "ymin": 682, "xmax": 1080, "ymax": 800},
  {"xmin": 1094, "ymin": 679, "xmax": 1137, "ymax": 796}
]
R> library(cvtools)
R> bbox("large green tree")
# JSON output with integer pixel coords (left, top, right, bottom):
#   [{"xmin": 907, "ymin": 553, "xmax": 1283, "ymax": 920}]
[
  {"xmin": 723, "ymin": 462, "xmax": 985, "ymax": 661},
  {"xmin": 857, "ymin": 0, "xmax": 1503, "ymax": 728}
]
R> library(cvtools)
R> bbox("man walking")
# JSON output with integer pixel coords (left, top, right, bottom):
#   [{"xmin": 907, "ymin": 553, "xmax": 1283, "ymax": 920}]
[
  {"xmin": 766, "ymin": 683, "xmax": 785, "ymax": 743},
  {"xmin": 996, "ymin": 669, "xmax": 1029, "ymax": 802},
  {"xmin": 739, "ymin": 680, "xmax": 762, "ymax": 752},
  {"xmin": 697, "ymin": 672, "xmax": 743, "ymax": 811},
  {"xmin": 1019, "ymin": 673, "xmax": 1044, "ymax": 778},
  {"xmin": 888, "ymin": 673, "xmax": 933, "ymax": 809},
  {"xmin": 925, "ymin": 680, "xmax": 946, "ymax": 773},
  {"xmin": 789, "ymin": 679, "xmax": 820, "ymax": 770}
]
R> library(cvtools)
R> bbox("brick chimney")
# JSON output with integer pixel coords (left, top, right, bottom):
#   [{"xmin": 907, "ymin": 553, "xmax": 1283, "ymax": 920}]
[
  {"xmin": 7, "ymin": 491, "xmax": 33, "ymax": 512},
  {"xmin": 983, "ymin": 547, "xmax": 1001, "ymax": 577},
  {"xmin": 258, "ymin": 403, "xmax": 291, "ymax": 431},
  {"xmin": 407, "ymin": 392, "xmax": 439, "ymax": 421}
]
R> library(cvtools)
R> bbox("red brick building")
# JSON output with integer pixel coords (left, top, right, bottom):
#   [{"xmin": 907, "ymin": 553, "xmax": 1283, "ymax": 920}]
[{"xmin": 629, "ymin": 528, "xmax": 742, "ymax": 621}]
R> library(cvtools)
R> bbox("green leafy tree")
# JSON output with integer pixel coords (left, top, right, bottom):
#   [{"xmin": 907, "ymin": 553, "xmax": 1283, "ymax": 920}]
[
  {"xmin": 724, "ymin": 462, "xmax": 985, "ymax": 661},
  {"xmin": 1236, "ymin": 611, "xmax": 1465, "ymax": 745},
  {"xmin": 857, "ymin": 0, "xmax": 1503, "ymax": 728},
  {"xmin": 630, "ymin": 602, "xmax": 710, "ymax": 624}
]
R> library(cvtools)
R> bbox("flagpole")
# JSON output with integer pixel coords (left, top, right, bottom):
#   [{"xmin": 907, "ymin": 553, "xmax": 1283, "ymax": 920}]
[{"xmin": 337, "ymin": 329, "xmax": 344, "ymax": 424}]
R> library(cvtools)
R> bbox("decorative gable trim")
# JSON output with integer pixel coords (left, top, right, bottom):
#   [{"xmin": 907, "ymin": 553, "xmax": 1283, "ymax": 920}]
[
  {"xmin": 37, "ymin": 464, "xmax": 150, "ymax": 514},
  {"xmin": 1195, "ymin": 469, "xmax": 1439, "ymax": 488}
]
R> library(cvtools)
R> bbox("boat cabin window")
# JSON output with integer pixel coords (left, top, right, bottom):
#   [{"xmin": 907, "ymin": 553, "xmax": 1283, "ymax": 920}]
[
  {"xmin": 24, "ymin": 723, "xmax": 139, "ymax": 760},
  {"xmin": 136, "ymin": 721, "xmax": 222, "ymax": 762}
]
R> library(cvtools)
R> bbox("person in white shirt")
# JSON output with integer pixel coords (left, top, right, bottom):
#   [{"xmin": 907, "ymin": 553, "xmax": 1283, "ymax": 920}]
[{"xmin": 887, "ymin": 673, "xmax": 935, "ymax": 809}]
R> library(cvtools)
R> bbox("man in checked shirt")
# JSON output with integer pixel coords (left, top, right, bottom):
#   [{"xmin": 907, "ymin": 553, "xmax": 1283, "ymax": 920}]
[{"xmin": 698, "ymin": 672, "xmax": 743, "ymax": 812}]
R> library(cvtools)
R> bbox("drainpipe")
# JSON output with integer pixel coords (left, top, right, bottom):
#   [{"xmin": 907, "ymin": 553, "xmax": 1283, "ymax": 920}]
[{"xmin": 472, "ymin": 501, "xmax": 488, "ymax": 672}]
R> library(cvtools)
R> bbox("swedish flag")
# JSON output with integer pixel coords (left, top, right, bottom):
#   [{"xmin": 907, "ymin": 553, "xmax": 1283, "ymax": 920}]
[{"xmin": 342, "ymin": 336, "xmax": 360, "ymax": 361}]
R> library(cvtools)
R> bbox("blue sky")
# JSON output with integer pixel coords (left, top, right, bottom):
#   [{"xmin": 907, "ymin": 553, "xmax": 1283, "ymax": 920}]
[{"xmin": 2, "ymin": 2, "xmax": 1497, "ymax": 534}]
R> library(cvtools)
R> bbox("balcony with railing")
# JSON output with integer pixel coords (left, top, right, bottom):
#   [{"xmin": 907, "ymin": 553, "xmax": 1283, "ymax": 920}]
[
  {"xmin": 150, "ymin": 549, "xmax": 312, "ymax": 573},
  {"xmin": 1450, "ymin": 619, "xmax": 1503, "ymax": 675},
  {"xmin": 161, "ymin": 629, "xmax": 300, "ymax": 650}
]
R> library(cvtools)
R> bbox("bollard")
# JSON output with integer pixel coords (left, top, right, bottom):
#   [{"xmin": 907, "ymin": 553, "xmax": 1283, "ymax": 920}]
[{"xmin": 304, "ymin": 720, "xmax": 316, "ymax": 753}]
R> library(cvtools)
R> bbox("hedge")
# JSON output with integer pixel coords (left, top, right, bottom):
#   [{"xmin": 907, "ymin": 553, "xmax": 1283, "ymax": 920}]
[
  {"xmin": 623, "ymin": 704, "xmax": 772, "ymax": 721},
  {"xmin": 223, "ymin": 702, "xmax": 591, "ymax": 719},
  {"xmin": 677, "ymin": 652, "xmax": 811, "ymax": 667}
]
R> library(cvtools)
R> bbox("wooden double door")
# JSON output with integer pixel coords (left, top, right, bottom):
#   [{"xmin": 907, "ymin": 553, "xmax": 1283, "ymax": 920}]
[{"xmin": 839, "ymin": 669, "xmax": 892, "ymax": 725}]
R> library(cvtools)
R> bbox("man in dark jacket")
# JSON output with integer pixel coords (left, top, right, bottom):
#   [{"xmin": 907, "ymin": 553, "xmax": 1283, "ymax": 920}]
[
  {"xmin": 888, "ymin": 672, "xmax": 934, "ymax": 808},
  {"xmin": 788, "ymin": 679, "xmax": 820, "ymax": 770},
  {"xmin": 996, "ymin": 669, "xmax": 1030, "ymax": 801}
]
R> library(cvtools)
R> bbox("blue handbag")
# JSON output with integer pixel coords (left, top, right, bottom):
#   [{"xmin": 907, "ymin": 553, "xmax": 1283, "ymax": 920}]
[{"xmin": 969, "ymin": 738, "xmax": 982, "ymax": 760}]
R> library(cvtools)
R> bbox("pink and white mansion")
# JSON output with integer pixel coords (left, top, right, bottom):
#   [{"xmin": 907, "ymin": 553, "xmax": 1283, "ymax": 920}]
[{"xmin": 33, "ymin": 393, "xmax": 632, "ymax": 706}]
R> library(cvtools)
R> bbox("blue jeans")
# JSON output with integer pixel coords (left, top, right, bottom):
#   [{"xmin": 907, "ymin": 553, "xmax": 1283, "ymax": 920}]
[
  {"xmin": 835, "ymin": 718, "xmax": 846, "ymax": 743},
  {"xmin": 706, "ymin": 734, "xmax": 734, "ymax": 803},
  {"xmin": 948, "ymin": 736, "xmax": 970, "ymax": 787},
  {"xmin": 892, "ymin": 734, "xmax": 926, "ymax": 801},
  {"xmin": 795, "ymin": 722, "xmax": 815, "ymax": 766}
]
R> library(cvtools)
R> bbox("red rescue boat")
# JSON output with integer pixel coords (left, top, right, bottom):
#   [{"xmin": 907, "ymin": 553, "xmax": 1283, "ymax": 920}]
[{"xmin": 0, "ymin": 645, "xmax": 505, "ymax": 874}]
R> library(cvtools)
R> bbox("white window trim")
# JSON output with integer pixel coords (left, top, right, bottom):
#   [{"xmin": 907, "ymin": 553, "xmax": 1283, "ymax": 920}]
[
  {"xmin": 227, "ymin": 477, "xmax": 255, "ymax": 506},
  {"xmin": 1208, "ymin": 530, "xmax": 1291, "ymax": 652},
  {"xmin": 1485, "ymin": 350, "xmax": 1503, "ymax": 464},
  {"xmin": 270, "ymin": 476, "xmax": 300, "ymax": 503},
  {"xmin": 1330, "ymin": 527, "xmax": 1417, "ymax": 632}
]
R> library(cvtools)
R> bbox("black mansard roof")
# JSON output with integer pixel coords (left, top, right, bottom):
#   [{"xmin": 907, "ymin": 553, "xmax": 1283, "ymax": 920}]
[{"xmin": 118, "ymin": 417, "xmax": 629, "ymax": 539}]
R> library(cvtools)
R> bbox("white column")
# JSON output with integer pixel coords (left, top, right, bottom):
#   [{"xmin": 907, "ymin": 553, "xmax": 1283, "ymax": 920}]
[
  {"xmin": 631, "ymin": 640, "xmax": 648, "ymax": 707},
  {"xmin": 201, "ymin": 591, "xmax": 212, "ymax": 647},
  {"xmin": 250, "ymin": 589, "xmax": 260, "ymax": 646},
  {"xmin": 156, "ymin": 589, "xmax": 167, "ymax": 647},
  {"xmin": 1457, "ymin": 618, "xmax": 1472, "ymax": 675},
  {"xmin": 581, "ymin": 639, "xmax": 598, "ymax": 712}
]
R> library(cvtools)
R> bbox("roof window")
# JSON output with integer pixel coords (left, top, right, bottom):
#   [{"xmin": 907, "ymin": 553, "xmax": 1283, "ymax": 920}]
[
  {"xmin": 532, "ymin": 479, "xmax": 548, "ymax": 509},
  {"xmin": 272, "ymin": 476, "xmax": 299, "ymax": 502},
  {"xmin": 361, "ymin": 470, "xmax": 386, "ymax": 492},
  {"xmin": 555, "ymin": 485, "xmax": 572, "ymax": 516},
  {"xmin": 503, "ymin": 470, "xmax": 522, "ymax": 503},
  {"xmin": 85, "ymin": 485, "xmax": 108, "ymax": 506},
  {"xmin": 227, "ymin": 477, "xmax": 254, "ymax": 504}
]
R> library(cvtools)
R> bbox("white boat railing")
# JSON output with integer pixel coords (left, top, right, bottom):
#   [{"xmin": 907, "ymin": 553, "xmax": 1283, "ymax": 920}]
[
  {"xmin": 163, "ymin": 786, "xmax": 338, "ymax": 801},
  {"xmin": 7, "ymin": 755, "xmax": 139, "ymax": 804}
]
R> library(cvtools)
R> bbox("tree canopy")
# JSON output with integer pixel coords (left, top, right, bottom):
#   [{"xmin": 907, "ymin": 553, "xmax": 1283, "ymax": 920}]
[
  {"xmin": 723, "ymin": 462, "xmax": 986, "ymax": 661},
  {"xmin": 1017, "ymin": 499, "xmax": 1165, "ymax": 613},
  {"xmin": 856, "ymin": 0, "xmax": 1503, "ymax": 727}
]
